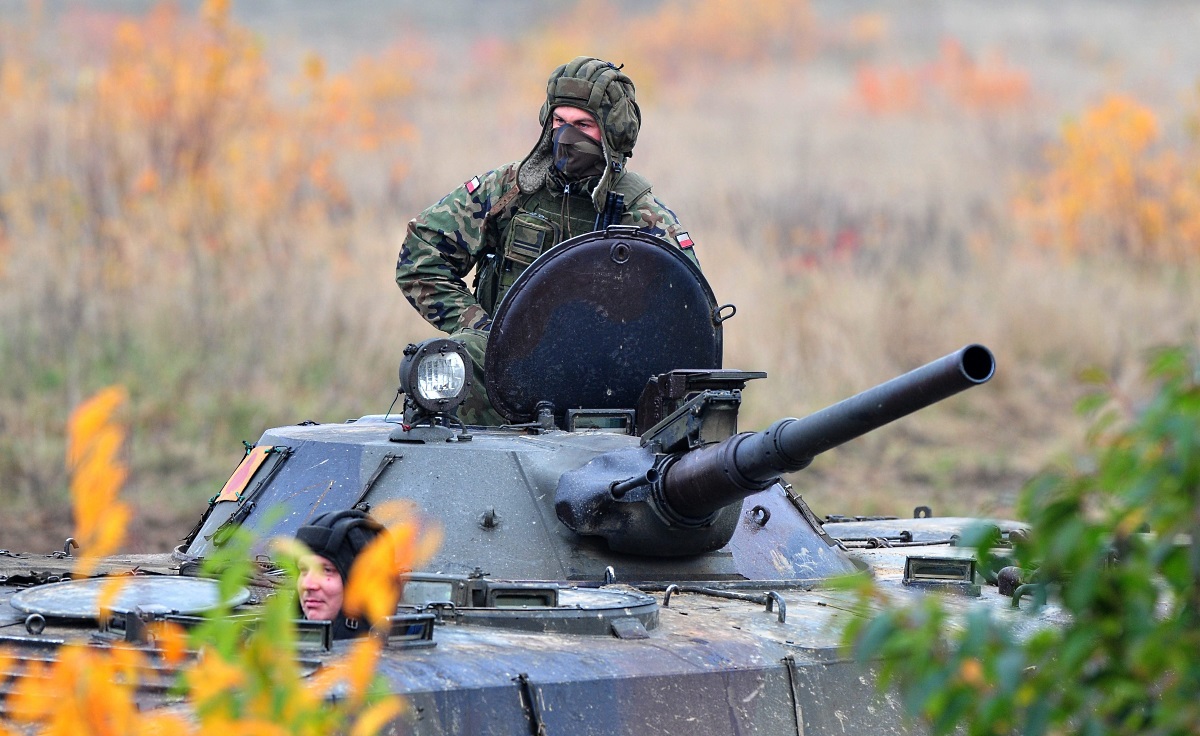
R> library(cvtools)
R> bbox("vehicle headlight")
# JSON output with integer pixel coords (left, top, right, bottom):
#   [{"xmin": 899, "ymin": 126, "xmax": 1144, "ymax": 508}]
[{"xmin": 399, "ymin": 338, "xmax": 471, "ymax": 416}]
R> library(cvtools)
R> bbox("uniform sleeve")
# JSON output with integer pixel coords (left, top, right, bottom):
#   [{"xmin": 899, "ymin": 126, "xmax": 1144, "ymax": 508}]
[
  {"xmin": 396, "ymin": 165, "xmax": 519, "ymax": 334},
  {"xmin": 625, "ymin": 193, "xmax": 701, "ymax": 269}
]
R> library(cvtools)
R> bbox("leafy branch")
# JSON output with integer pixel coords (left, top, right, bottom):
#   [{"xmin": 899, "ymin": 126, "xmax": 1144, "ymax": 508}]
[{"xmin": 844, "ymin": 345, "xmax": 1200, "ymax": 735}]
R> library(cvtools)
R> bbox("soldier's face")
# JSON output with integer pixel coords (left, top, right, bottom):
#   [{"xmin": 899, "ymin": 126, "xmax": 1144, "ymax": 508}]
[
  {"xmin": 551, "ymin": 106, "xmax": 602, "ymax": 142},
  {"xmin": 298, "ymin": 554, "xmax": 344, "ymax": 621}
]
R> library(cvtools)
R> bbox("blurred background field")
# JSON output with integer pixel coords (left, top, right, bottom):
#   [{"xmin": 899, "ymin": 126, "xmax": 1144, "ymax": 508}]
[{"xmin": 1, "ymin": 0, "xmax": 1197, "ymax": 552}]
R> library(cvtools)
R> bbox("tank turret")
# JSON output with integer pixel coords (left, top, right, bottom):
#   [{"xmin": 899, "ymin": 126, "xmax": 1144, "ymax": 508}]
[{"xmin": 178, "ymin": 230, "xmax": 997, "ymax": 584}]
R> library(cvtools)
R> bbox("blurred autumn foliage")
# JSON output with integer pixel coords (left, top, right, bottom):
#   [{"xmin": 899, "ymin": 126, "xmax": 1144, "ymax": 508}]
[
  {"xmin": 843, "ymin": 346, "xmax": 1200, "ymax": 735},
  {"xmin": 1, "ymin": 387, "xmax": 436, "ymax": 734},
  {"xmin": 459, "ymin": 0, "xmax": 819, "ymax": 114},
  {"xmin": 0, "ymin": 0, "xmax": 414, "ymax": 296},
  {"xmin": 525, "ymin": 0, "xmax": 817, "ymax": 84},
  {"xmin": 853, "ymin": 39, "xmax": 1031, "ymax": 115},
  {"xmin": 66, "ymin": 385, "xmax": 131, "ymax": 576},
  {"xmin": 1016, "ymin": 94, "xmax": 1200, "ymax": 262},
  {"xmin": 0, "ymin": 0, "xmax": 424, "ymax": 524}
]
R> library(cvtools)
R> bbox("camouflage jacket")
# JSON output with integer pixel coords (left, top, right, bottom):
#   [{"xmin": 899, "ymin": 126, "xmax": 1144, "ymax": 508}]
[{"xmin": 396, "ymin": 161, "xmax": 699, "ymax": 335}]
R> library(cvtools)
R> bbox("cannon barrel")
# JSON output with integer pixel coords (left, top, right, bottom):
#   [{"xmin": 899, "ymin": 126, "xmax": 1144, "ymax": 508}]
[{"xmin": 660, "ymin": 344, "xmax": 995, "ymax": 520}]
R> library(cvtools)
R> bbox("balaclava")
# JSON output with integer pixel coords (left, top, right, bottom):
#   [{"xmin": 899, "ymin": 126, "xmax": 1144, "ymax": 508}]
[
  {"xmin": 517, "ymin": 56, "xmax": 641, "ymax": 213},
  {"xmin": 551, "ymin": 123, "xmax": 607, "ymax": 181}
]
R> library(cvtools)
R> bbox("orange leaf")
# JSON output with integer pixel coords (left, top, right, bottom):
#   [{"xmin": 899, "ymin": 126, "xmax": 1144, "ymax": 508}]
[{"xmin": 350, "ymin": 697, "xmax": 406, "ymax": 736}]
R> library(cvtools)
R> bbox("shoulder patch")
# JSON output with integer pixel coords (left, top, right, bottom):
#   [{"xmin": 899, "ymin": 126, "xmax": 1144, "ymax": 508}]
[
  {"xmin": 465, "ymin": 176, "xmax": 482, "ymax": 194},
  {"xmin": 677, "ymin": 231, "xmax": 694, "ymax": 249}
]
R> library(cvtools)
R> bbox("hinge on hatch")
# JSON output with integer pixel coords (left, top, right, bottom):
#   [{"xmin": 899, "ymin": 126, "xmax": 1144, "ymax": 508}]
[{"xmin": 636, "ymin": 370, "xmax": 767, "ymax": 453}]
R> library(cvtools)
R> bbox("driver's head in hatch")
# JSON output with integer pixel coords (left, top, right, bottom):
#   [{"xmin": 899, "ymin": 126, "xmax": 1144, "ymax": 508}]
[{"xmin": 294, "ymin": 509, "xmax": 384, "ymax": 638}]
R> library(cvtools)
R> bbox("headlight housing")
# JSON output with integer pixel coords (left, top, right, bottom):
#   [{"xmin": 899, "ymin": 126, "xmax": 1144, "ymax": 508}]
[{"xmin": 399, "ymin": 338, "xmax": 471, "ymax": 418}]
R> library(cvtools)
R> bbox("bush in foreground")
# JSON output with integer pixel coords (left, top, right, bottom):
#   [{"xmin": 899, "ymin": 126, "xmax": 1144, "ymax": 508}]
[{"xmin": 843, "ymin": 345, "xmax": 1200, "ymax": 735}]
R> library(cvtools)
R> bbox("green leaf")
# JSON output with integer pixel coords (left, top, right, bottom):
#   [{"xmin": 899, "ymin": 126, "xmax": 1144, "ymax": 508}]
[{"xmin": 836, "ymin": 343, "xmax": 1200, "ymax": 736}]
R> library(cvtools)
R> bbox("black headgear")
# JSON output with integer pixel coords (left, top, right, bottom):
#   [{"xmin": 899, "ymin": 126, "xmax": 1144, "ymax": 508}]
[{"xmin": 294, "ymin": 509, "xmax": 384, "ymax": 581}]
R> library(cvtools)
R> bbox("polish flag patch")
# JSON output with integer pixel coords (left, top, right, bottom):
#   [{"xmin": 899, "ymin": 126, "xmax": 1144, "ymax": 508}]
[
  {"xmin": 677, "ymin": 231, "xmax": 694, "ymax": 249},
  {"xmin": 465, "ymin": 176, "xmax": 482, "ymax": 194}
]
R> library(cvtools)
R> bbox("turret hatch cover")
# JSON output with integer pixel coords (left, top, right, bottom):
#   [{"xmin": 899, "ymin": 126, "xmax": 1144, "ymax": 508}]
[
  {"xmin": 484, "ymin": 229, "xmax": 722, "ymax": 423},
  {"xmin": 10, "ymin": 577, "xmax": 250, "ymax": 620}
]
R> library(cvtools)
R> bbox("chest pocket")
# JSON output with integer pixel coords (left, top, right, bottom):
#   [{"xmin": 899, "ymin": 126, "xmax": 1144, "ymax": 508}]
[
  {"xmin": 476, "ymin": 210, "xmax": 561, "ymax": 315},
  {"xmin": 505, "ymin": 211, "xmax": 560, "ymax": 267}
]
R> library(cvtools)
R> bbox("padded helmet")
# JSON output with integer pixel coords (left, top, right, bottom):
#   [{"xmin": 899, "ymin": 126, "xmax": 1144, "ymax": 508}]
[
  {"xmin": 540, "ymin": 56, "xmax": 641, "ymax": 158},
  {"xmin": 518, "ymin": 57, "xmax": 641, "ymax": 212},
  {"xmin": 294, "ymin": 509, "xmax": 384, "ymax": 581}
]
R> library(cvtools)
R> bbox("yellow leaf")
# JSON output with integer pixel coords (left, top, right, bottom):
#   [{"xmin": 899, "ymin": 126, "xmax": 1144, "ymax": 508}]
[
  {"xmin": 186, "ymin": 650, "xmax": 246, "ymax": 706},
  {"xmin": 343, "ymin": 533, "xmax": 402, "ymax": 626},
  {"xmin": 133, "ymin": 712, "xmax": 196, "ymax": 736},
  {"xmin": 146, "ymin": 621, "xmax": 190, "ymax": 666},
  {"xmin": 335, "ymin": 637, "xmax": 383, "ymax": 705},
  {"xmin": 303, "ymin": 53, "xmax": 325, "ymax": 83},
  {"xmin": 67, "ymin": 386, "xmax": 128, "ymax": 469},
  {"xmin": 350, "ymin": 697, "xmax": 406, "ymax": 736},
  {"xmin": 958, "ymin": 657, "xmax": 985, "ymax": 688},
  {"xmin": 342, "ymin": 502, "xmax": 440, "ymax": 627}
]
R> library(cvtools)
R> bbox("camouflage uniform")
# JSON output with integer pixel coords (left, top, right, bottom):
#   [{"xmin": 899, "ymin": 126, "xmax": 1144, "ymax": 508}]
[{"xmin": 396, "ymin": 57, "xmax": 699, "ymax": 424}]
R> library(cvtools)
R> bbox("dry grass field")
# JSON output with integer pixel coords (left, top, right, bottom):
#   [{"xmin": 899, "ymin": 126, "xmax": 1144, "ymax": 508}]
[{"xmin": 1, "ymin": 0, "xmax": 1198, "ymax": 551}]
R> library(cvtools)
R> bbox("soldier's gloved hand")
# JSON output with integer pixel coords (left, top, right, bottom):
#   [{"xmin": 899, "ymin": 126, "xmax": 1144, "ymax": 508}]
[
  {"xmin": 450, "ymin": 328, "xmax": 489, "ymax": 367},
  {"xmin": 449, "ymin": 327, "xmax": 505, "ymax": 426}
]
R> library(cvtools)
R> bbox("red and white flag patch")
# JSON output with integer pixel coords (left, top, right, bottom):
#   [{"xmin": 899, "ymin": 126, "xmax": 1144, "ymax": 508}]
[
  {"xmin": 465, "ymin": 176, "xmax": 482, "ymax": 194},
  {"xmin": 677, "ymin": 231, "xmax": 694, "ymax": 249}
]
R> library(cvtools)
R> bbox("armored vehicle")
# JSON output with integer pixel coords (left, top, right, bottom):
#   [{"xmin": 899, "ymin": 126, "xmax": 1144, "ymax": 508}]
[{"xmin": 0, "ymin": 229, "xmax": 1040, "ymax": 734}]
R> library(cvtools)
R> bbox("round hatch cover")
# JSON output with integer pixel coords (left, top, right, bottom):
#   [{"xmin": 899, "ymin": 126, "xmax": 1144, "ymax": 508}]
[
  {"xmin": 10, "ymin": 577, "xmax": 249, "ymax": 620},
  {"xmin": 484, "ymin": 229, "xmax": 722, "ymax": 423}
]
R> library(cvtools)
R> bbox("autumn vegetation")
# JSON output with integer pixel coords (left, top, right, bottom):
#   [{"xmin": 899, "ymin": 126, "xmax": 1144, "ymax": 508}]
[
  {"xmin": 2, "ymin": 384, "xmax": 436, "ymax": 734},
  {"xmin": 844, "ymin": 346, "xmax": 1200, "ymax": 735},
  {"xmin": 1, "ymin": 1, "xmax": 1198, "ymax": 546}
]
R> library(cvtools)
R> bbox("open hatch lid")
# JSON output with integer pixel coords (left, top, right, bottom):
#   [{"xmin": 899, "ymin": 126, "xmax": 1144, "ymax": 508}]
[{"xmin": 484, "ymin": 228, "xmax": 722, "ymax": 424}]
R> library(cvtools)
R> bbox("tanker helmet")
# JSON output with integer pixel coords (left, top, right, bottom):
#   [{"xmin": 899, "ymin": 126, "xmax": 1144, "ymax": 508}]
[
  {"xmin": 294, "ymin": 509, "xmax": 384, "ymax": 581},
  {"xmin": 517, "ymin": 56, "xmax": 641, "ymax": 213}
]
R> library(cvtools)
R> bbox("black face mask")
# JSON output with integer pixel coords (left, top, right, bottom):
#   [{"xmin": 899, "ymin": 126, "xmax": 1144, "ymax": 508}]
[{"xmin": 551, "ymin": 123, "xmax": 606, "ymax": 181}]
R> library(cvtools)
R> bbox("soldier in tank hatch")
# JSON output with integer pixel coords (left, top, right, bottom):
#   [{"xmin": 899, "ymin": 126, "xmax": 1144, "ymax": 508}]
[
  {"xmin": 396, "ymin": 56, "xmax": 700, "ymax": 425},
  {"xmin": 294, "ymin": 509, "xmax": 385, "ymax": 640}
]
